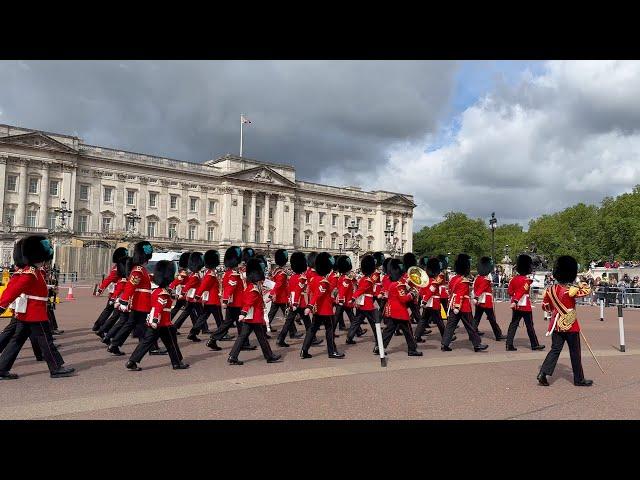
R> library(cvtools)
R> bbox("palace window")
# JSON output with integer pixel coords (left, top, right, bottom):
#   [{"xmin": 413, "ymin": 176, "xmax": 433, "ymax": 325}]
[
  {"xmin": 368, "ymin": 239, "xmax": 373, "ymax": 250},
  {"xmin": 147, "ymin": 221, "xmax": 156, "ymax": 238},
  {"xmin": 170, "ymin": 195, "xmax": 178, "ymax": 210},
  {"xmin": 188, "ymin": 224, "xmax": 197, "ymax": 240},
  {"xmin": 6, "ymin": 175, "xmax": 18, "ymax": 192},
  {"xmin": 331, "ymin": 237, "xmax": 337, "ymax": 249},
  {"xmin": 189, "ymin": 197, "xmax": 198, "ymax": 212},
  {"xmin": 4, "ymin": 209, "xmax": 15, "ymax": 226},
  {"xmin": 28, "ymin": 177, "xmax": 39, "ymax": 194},
  {"xmin": 101, "ymin": 217, "xmax": 112, "ymax": 233},
  {"xmin": 344, "ymin": 216, "xmax": 350, "ymax": 228},
  {"xmin": 103, "ymin": 187, "xmax": 113, "ymax": 203},
  {"xmin": 149, "ymin": 192, "xmax": 157, "ymax": 208},
  {"xmin": 79, "ymin": 184, "xmax": 89, "ymax": 201},
  {"xmin": 48, "ymin": 212, "xmax": 57, "ymax": 231},
  {"xmin": 305, "ymin": 211, "xmax": 311, "ymax": 224},
  {"xmin": 255, "ymin": 230, "xmax": 261, "ymax": 243},
  {"xmin": 49, "ymin": 180, "xmax": 59, "ymax": 197},
  {"xmin": 318, "ymin": 236, "xmax": 324, "ymax": 248},
  {"xmin": 304, "ymin": 235, "xmax": 310, "ymax": 248},
  {"xmin": 208, "ymin": 200, "xmax": 216, "ymax": 214},
  {"xmin": 319, "ymin": 212, "xmax": 325, "ymax": 225},
  {"xmin": 78, "ymin": 215, "xmax": 88, "ymax": 233},
  {"xmin": 207, "ymin": 225, "xmax": 215, "ymax": 241},
  {"xmin": 26, "ymin": 210, "xmax": 37, "ymax": 228},
  {"xmin": 356, "ymin": 217, "xmax": 362, "ymax": 229},
  {"xmin": 256, "ymin": 206, "xmax": 262, "ymax": 219},
  {"xmin": 169, "ymin": 223, "xmax": 178, "ymax": 239},
  {"xmin": 332, "ymin": 214, "xmax": 338, "ymax": 227},
  {"xmin": 368, "ymin": 218, "xmax": 374, "ymax": 231},
  {"xmin": 126, "ymin": 189, "xmax": 136, "ymax": 206}
]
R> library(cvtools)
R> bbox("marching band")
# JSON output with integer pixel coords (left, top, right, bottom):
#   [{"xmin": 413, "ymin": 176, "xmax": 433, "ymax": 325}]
[{"xmin": 0, "ymin": 236, "xmax": 596, "ymax": 387}]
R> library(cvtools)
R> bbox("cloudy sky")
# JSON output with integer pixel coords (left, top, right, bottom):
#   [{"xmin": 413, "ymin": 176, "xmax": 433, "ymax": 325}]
[{"xmin": 1, "ymin": 60, "xmax": 639, "ymax": 231}]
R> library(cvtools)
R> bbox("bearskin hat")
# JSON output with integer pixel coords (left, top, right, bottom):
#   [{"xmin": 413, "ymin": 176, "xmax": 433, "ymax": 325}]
[
  {"xmin": 188, "ymin": 251, "xmax": 204, "ymax": 272},
  {"xmin": 361, "ymin": 255, "xmax": 376, "ymax": 276},
  {"xmin": 418, "ymin": 255, "xmax": 428, "ymax": 269},
  {"xmin": 116, "ymin": 255, "xmax": 130, "ymax": 278},
  {"xmin": 241, "ymin": 247, "xmax": 255, "ymax": 264},
  {"xmin": 387, "ymin": 258, "xmax": 405, "ymax": 282},
  {"xmin": 373, "ymin": 251, "xmax": 385, "ymax": 268},
  {"xmin": 290, "ymin": 251, "xmax": 307, "ymax": 274},
  {"xmin": 477, "ymin": 256, "xmax": 494, "ymax": 276},
  {"xmin": 403, "ymin": 252, "xmax": 417, "ymax": 269},
  {"xmin": 454, "ymin": 254, "xmax": 471, "ymax": 276},
  {"xmin": 12, "ymin": 239, "xmax": 26, "ymax": 268},
  {"xmin": 132, "ymin": 241, "xmax": 153, "ymax": 265},
  {"xmin": 382, "ymin": 257, "xmax": 392, "ymax": 275},
  {"xmin": 21, "ymin": 235, "xmax": 54, "ymax": 265},
  {"xmin": 178, "ymin": 251, "xmax": 191, "ymax": 269},
  {"xmin": 124, "ymin": 257, "xmax": 135, "ymax": 277},
  {"xmin": 224, "ymin": 246, "xmax": 242, "ymax": 268},
  {"xmin": 337, "ymin": 255, "xmax": 352, "ymax": 274},
  {"xmin": 425, "ymin": 257, "xmax": 442, "ymax": 278},
  {"xmin": 553, "ymin": 255, "xmax": 578, "ymax": 284},
  {"xmin": 255, "ymin": 254, "xmax": 268, "ymax": 272},
  {"xmin": 153, "ymin": 260, "xmax": 176, "ymax": 289},
  {"xmin": 112, "ymin": 247, "xmax": 128, "ymax": 264},
  {"xmin": 330, "ymin": 255, "xmax": 340, "ymax": 271},
  {"xmin": 274, "ymin": 249, "xmax": 288, "ymax": 267},
  {"xmin": 246, "ymin": 258, "xmax": 266, "ymax": 283},
  {"xmin": 306, "ymin": 251, "xmax": 318, "ymax": 269},
  {"xmin": 516, "ymin": 254, "xmax": 533, "ymax": 275},
  {"xmin": 315, "ymin": 252, "xmax": 333, "ymax": 277},
  {"xmin": 204, "ymin": 250, "xmax": 220, "ymax": 269}
]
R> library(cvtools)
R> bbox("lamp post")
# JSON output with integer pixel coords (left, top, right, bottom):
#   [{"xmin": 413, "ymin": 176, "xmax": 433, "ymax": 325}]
[
  {"xmin": 51, "ymin": 198, "xmax": 73, "ymax": 267},
  {"xmin": 266, "ymin": 239, "xmax": 271, "ymax": 259},
  {"xmin": 347, "ymin": 219, "xmax": 361, "ymax": 265},
  {"xmin": 338, "ymin": 242, "xmax": 343, "ymax": 255},
  {"xmin": 124, "ymin": 207, "xmax": 142, "ymax": 244},
  {"xmin": 384, "ymin": 220, "xmax": 399, "ymax": 258},
  {"xmin": 53, "ymin": 198, "xmax": 73, "ymax": 231},
  {"xmin": 489, "ymin": 212, "xmax": 497, "ymax": 264}
]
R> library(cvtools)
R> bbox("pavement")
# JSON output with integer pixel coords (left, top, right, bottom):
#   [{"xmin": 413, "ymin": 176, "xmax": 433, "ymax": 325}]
[{"xmin": 1, "ymin": 288, "xmax": 639, "ymax": 420}]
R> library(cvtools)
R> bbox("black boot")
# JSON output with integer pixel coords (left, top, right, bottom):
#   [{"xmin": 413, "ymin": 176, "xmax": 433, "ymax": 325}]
[
  {"xmin": 574, "ymin": 379, "xmax": 593, "ymax": 386},
  {"xmin": 227, "ymin": 357, "xmax": 243, "ymax": 365},
  {"xmin": 206, "ymin": 339, "xmax": 222, "ymax": 351},
  {"xmin": 532, "ymin": 345, "xmax": 545, "ymax": 351},
  {"xmin": 328, "ymin": 352, "xmax": 345, "ymax": 359},
  {"xmin": 267, "ymin": 354, "xmax": 282, "ymax": 363},
  {"xmin": 187, "ymin": 333, "xmax": 201, "ymax": 342},
  {"xmin": 0, "ymin": 372, "xmax": 18, "ymax": 380},
  {"xmin": 474, "ymin": 344, "xmax": 488, "ymax": 352},
  {"xmin": 126, "ymin": 361, "xmax": 141, "ymax": 371},
  {"xmin": 149, "ymin": 348, "xmax": 168, "ymax": 355},
  {"xmin": 408, "ymin": 350, "xmax": 423, "ymax": 356},
  {"xmin": 108, "ymin": 345, "xmax": 125, "ymax": 356},
  {"xmin": 173, "ymin": 363, "xmax": 190, "ymax": 369},
  {"xmin": 300, "ymin": 351, "xmax": 312, "ymax": 359},
  {"xmin": 276, "ymin": 340, "xmax": 290, "ymax": 347},
  {"xmin": 50, "ymin": 366, "xmax": 75, "ymax": 378},
  {"xmin": 537, "ymin": 372, "xmax": 549, "ymax": 386}
]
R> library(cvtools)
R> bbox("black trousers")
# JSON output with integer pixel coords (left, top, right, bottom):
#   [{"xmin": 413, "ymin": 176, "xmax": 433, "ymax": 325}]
[
  {"xmin": 409, "ymin": 302, "xmax": 421, "ymax": 324},
  {"xmin": 0, "ymin": 320, "xmax": 64, "ymax": 373},
  {"xmin": 383, "ymin": 318, "xmax": 418, "ymax": 352},
  {"xmin": 301, "ymin": 314, "xmax": 337, "ymax": 355},
  {"xmin": 173, "ymin": 302, "xmax": 202, "ymax": 329},
  {"xmin": 112, "ymin": 310, "xmax": 151, "ymax": 348},
  {"xmin": 104, "ymin": 309, "xmax": 129, "ymax": 340},
  {"xmin": 190, "ymin": 304, "xmax": 224, "ymax": 335},
  {"xmin": 277, "ymin": 307, "xmax": 310, "ymax": 344},
  {"xmin": 540, "ymin": 331, "xmax": 585, "ymax": 383},
  {"xmin": 442, "ymin": 311, "xmax": 482, "ymax": 348},
  {"xmin": 347, "ymin": 309, "xmax": 379, "ymax": 343},
  {"xmin": 130, "ymin": 326, "xmax": 183, "ymax": 366},
  {"xmin": 229, "ymin": 322, "xmax": 274, "ymax": 360},
  {"xmin": 0, "ymin": 317, "xmax": 44, "ymax": 360},
  {"xmin": 210, "ymin": 306, "xmax": 249, "ymax": 347},
  {"xmin": 48, "ymin": 305, "xmax": 58, "ymax": 331},
  {"xmin": 416, "ymin": 308, "xmax": 446, "ymax": 339},
  {"xmin": 267, "ymin": 303, "xmax": 288, "ymax": 328},
  {"xmin": 506, "ymin": 310, "xmax": 541, "ymax": 348},
  {"xmin": 98, "ymin": 308, "xmax": 121, "ymax": 336},
  {"xmin": 170, "ymin": 299, "xmax": 186, "ymax": 320},
  {"xmin": 473, "ymin": 306, "xmax": 503, "ymax": 339},
  {"xmin": 334, "ymin": 304, "xmax": 357, "ymax": 332},
  {"xmin": 93, "ymin": 300, "xmax": 114, "ymax": 331}
]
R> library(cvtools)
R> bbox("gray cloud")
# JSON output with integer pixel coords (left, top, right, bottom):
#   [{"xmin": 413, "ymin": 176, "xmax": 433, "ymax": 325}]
[{"xmin": 0, "ymin": 60, "xmax": 457, "ymax": 181}]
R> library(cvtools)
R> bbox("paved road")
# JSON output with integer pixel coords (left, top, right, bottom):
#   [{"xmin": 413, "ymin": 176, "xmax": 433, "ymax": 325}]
[{"xmin": 1, "ymin": 288, "xmax": 638, "ymax": 419}]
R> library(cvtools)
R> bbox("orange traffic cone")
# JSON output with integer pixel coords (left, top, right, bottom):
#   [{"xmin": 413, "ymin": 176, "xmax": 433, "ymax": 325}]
[{"xmin": 65, "ymin": 285, "xmax": 75, "ymax": 301}]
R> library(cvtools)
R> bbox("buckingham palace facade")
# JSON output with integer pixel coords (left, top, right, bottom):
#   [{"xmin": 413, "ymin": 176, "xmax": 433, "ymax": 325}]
[{"xmin": 0, "ymin": 123, "xmax": 415, "ymax": 270}]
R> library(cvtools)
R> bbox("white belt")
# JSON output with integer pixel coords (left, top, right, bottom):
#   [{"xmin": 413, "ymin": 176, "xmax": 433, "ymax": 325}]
[
  {"xmin": 135, "ymin": 288, "xmax": 152, "ymax": 293},
  {"xmin": 364, "ymin": 294, "xmax": 373, "ymax": 297},
  {"xmin": 26, "ymin": 295, "xmax": 49, "ymax": 301},
  {"xmin": 163, "ymin": 308, "xmax": 171, "ymax": 312}
]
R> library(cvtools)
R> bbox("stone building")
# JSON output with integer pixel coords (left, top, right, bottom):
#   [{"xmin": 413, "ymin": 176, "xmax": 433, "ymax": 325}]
[{"xmin": 0, "ymin": 123, "xmax": 415, "ymax": 276}]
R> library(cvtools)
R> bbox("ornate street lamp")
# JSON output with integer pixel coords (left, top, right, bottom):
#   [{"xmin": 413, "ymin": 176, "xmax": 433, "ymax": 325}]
[
  {"xmin": 489, "ymin": 212, "xmax": 497, "ymax": 263},
  {"xmin": 123, "ymin": 207, "xmax": 142, "ymax": 242},
  {"xmin": 347, "ymin": 219, "xmax": 361, "ymax": 265},
  {"xmin": 53, "ymin": 198, "xmax": 73, "ymax": 231},
  {"xmin": 266, "ymin": 239, "xmax": 271, "ymax": 259},
  {"xmin": 384, "ymin": 220, "xmax": 399, "ymax": 258}
]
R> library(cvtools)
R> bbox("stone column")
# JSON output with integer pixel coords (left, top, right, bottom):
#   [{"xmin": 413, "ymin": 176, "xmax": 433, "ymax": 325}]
[
  {"xmin": 284, "ymin": 195, "xmax": 294, "ymax": 247},
  {"xmin": 248, "ymin": 191, "xmax": 257, "ymax": 243},
  {"xmin": 406, "ymin": 213, "xmax": 413, "ymax": 253},
  {"xmin": 375, "ymin": 207, "xmax": 385, "ymax": 251},
  {"xmin": 263, "ymin": 192, "xmax": 270, "ymax": 243},
  {"xmin": 232, "ymin": 188, "xmax": 244, "ymax": 243},
  {"xmin": 39, "ymin": 163, "xmax": 50, "ymax": 228},
  {"xmin": 15, "ymin": 159, "xmax": 28, "ymax": 227},
  {"xmin": 220, "ymin": 186, "xmax": 232, "ymax": 244},
  {"xmin": 0, "ymin": 155, "xmax": 7, "ymax": 221},
  {"xmin": 274, "ymin": 195, "xmax": 283, "ymax": 245}
]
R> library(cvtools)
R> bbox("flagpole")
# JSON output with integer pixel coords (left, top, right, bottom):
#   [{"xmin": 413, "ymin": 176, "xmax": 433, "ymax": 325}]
[{"xmin": 240, "ymin": 114, "xmax": 243, "ymax": 157}]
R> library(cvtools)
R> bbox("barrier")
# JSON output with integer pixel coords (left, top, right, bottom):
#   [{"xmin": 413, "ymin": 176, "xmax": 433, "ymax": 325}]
[
  {"xmin": 65, "ymin": 285, "xmax": 76, "ymax": 301},
  {"xmin": 618, "ymin": 305, "xmax": 626, "ymax": 352}
]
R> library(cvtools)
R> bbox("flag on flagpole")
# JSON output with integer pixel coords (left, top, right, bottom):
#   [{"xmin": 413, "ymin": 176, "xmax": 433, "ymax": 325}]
[{"xmin": 241, "ymin": 115, "xmax": 251, "ymax": 124}]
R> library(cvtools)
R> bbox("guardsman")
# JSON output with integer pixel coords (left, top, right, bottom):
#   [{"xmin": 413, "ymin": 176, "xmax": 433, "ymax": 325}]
[
  {"xmin": 126, "ymin": 260, "xmax": 189, "ymax": 371},
  {"xmin": 92, "ymin": 247, "xmax": 128, "ymax": 332},
  {"xmin": 537, "ymin": 256, "xmax": 593, "ymax": 387},
  {"xmin": 415, "ymin": 257, "xmax": 450, "ymax": 343},
  {"xmin": 377, "ymin": 258, "xmax": 422, "ymax": 356},
  {"xmin": 207, "ymin": 246, "xmax": 254, "ymax": 351},
  {"xmin": 174, "ymin": 252, "xmax": 206, "ymax": 339},
  {"xmin": 472, "ymin": 256, "xmax": 506, "ymax": 341},
  {"xmin": 345, "ymin": 255, "xmax": 379, "ymax": 345},
  {"xmin": 276, "ymin": 252, "xmax": 312, "ymax": 347},
  {"xmin": 108, "ymin": 241, "xmax": 166, "ymax": 356},
  {"xmin": 227, "ymin": 258, "xmax": 282, "ymax": 365},
  {"xmin": 188, "ymin": 250, "xmax": 223, "ymax": 341},
  {"xmin": 372, "ymin": 252, "xmax": 386, "ymax": 310},
  {"xmin": 267, "ymin": 249, "xmax": 289, "ymax": 333},
  {"xmin": 334, "ymin": 255, "xmax": 358, "ymax": 336},
  {"xmin": 300, "ymin": 252, "xmax": 345, "ymax": 359},
  {"xmin": 441, "ymin": 254, "xmax": 488, "ymax": 352},
  {"xmin": 96, "ymin": 256, "xmax": 129, "ymax": 339},
  {"xmin": 401, "ymin": 253, "xmax": 422, "ymax": 325},
  {"xmin": 379, "ymin": 257, "xmax": 392, "ymax": 320},
  {"xmin": 438, "ymin": 254, "xmax": 450, "ymax": 315},
  {"xmin": 505, "ymin": 254, "xmax": 545, "ymax": 352},
  {"xmin": 327, "ymin": 255, "xmax": 341, "ymax": 332},
  {"xmin": 170, "ymin": 252, "xmax": 191, "ymax": 320},
  {"xmin": 0, "ymin": 235, "xmax": 74, "ymax": 379}
]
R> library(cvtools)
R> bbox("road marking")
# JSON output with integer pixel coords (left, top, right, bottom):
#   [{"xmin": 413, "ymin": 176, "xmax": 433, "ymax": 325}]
[{"xmin": 2, "ymin": 348, "xmax": 638, "ymax": 419}]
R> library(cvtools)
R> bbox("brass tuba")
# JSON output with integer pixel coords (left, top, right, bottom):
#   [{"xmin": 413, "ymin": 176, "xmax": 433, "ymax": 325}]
[{"xmin": 407, "ymin": 266, "xmax": 429, "ymax": 289}]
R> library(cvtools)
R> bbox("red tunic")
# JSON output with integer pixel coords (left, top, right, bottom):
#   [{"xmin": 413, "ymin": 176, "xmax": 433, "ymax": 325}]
[
  {"xmin": 0, "ymin": 267, "xmax": 49, "ymax": 322},
  {"xmin": 508, "ymin": 275, "xmax": 533, "ymax": 311},
  {"xmin": 449, "ymin": 274, "xmax": 472, "ymax": 313},
  {"xmin": 183, "ymin": 272, "xmax": 201, "ymax": 303},
  {"xmin": 222, "ymin": 268, "xmax": 244, "ymax": 308},
  {"xmin": 99, "ymin": 264, "xmax": 120, "ymax": 292},
  {"xmin": 240, "ymin": 282, "xmax": 265, "ymax": 324},
  {"xmin": 288, "ymin": 273, "xmax": 308, "ymax": 309},
  {"xmin": 269, "ymin": 268, "xmax": 289, "ymax": 304},
  {"xmin": 306, "ymin": 268, "xmax": 320, "ymax": 305},
  {"xmin": 195, "ymin": 268, "xmax": 221, "ymax": 305},
  {"xmin": 542, "ymin": 284, "xmax": 590, "ymax": 334},
  {"xmin": 328, "ymin": 271, "xmax": 339, "ymax": 301},
  {"xmin": 473, "ymin": 275, "xmax": 494, "ymax": 309},
  {"xmin": 384, "ymin": 280, "xmax": 413, "ymax": 320},
  {"xmin": 439, "ymin": 284, "xmax": 449, "ymax": 300},
  {"xmin": 337, "ymin": 274, "xmax": 354, "ymax": 305},
  {"xmin": 169, "ymin": 268, "xmax": 189, "ymax": 299},
  {"xmin": 353, "ymin": 276, "xmax": 376, "ymax": 310},
  {"xmin": 149, "ymin": 288, "xmax": 173, "ymax": 327},
  {"xmin": 110, "ymin": 278, "xmax": 127, "ymax": 300},
  {"xmin": 420, "ymin": 281, "xmax": 441, "ymax": 310},
  {"xmin": 120, "ymin": 266, "xmax": 152, "ymax": 313},
  {"xmin": 309, "ymin": 276, "xmax": 334, "ymax": 315},
  {"xmin": 381, "ymin": 274, "xmax": 391, "ymax": 297}
]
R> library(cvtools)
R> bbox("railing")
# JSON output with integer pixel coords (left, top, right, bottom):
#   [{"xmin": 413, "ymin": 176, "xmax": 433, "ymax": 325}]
[{"xmin": 492, "ymin": 285, "xmax": 640, "ymax": 309}]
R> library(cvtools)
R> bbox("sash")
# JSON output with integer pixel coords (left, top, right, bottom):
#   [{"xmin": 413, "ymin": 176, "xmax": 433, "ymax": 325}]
[{"xmin": 547, "ymin": 285, "xmax": 577, "ymax": 332}]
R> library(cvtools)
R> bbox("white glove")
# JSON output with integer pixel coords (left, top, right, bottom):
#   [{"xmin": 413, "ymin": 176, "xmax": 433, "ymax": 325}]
[{"xmin": 453, "ymin": 308, "xmax": 460, "ymax": 315}]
